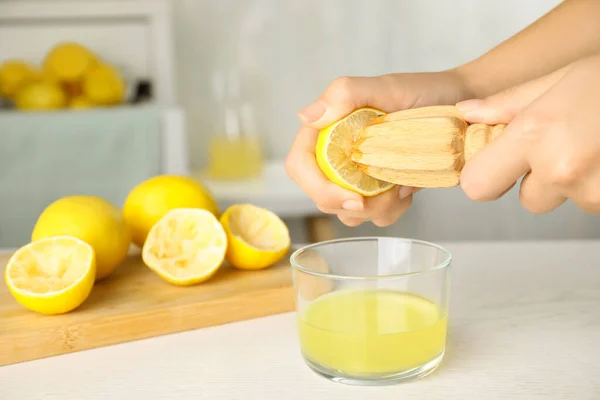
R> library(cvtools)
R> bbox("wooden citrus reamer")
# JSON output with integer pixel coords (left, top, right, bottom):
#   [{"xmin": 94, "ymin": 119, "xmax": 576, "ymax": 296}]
[{"xmin": 350, "ymin": 105, "xmax": 506, "ymax": 188}]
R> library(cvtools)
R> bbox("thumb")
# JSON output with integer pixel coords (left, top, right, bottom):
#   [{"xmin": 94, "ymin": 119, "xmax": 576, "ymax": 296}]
[
  {"xmin": 455, "ymin": 65, "xmax": 570, "ymax": 125},
  {"xmin": 297, "ymin": 75, "xmax": 400, "ymax": 129}
]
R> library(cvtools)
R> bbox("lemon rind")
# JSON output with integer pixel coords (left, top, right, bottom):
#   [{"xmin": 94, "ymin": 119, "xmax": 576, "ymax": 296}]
[
  {"xmin": 230, "ymin": 235, "xmax": 290, "ymax": 253},
  {"xmin": 224, "ymin": 204, "xmax": 291, "ymax": 253}
]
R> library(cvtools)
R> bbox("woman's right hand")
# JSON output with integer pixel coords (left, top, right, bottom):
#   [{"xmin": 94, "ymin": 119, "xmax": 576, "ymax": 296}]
[{"xmin": 285, "ymin": 69, "xmax": 474, "ymax": 227}]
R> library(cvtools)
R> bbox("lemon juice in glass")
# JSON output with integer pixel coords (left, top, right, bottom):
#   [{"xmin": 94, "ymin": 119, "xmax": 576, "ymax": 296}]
[{"xmin": 290, "ymin": 237, "xmax": 451, "ymax": 385}]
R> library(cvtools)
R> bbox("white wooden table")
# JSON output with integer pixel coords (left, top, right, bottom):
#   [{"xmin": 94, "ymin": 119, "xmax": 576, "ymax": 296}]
[{"xmin": 1, "ymin": 240, "xmax": 599, "ymax": 400}]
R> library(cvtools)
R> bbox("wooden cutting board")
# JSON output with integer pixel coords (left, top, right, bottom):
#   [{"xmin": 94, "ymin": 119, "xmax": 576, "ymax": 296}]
[{"xmin": 0, "ymin": 248, "xmax": 296, "ymax": 366}]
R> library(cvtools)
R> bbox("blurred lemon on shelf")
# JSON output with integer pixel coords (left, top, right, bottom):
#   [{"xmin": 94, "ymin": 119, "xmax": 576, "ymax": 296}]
[
  {"xmin": 142, "ymin": 208, "xmax": 227, "ymax": 286},
  {"xmin": 123, "ymin": 175, "xmax": 220, "ymax": 248},
  {"xmin": 0, "ymin": 60, "xmax": 39, "ymax": 99},
  {"xmin": 315, "ymin": 107, "xmax": 394, "ymax": 196},
  {"xmin": 32, "ymin": 196, "xmax": 131, "ymax": 281},
  {"xmin": 82, "ymin": 63, "xmax": 125, "ymax": 106},
  {"xmin": 14, "ymin": 79, "xmax": 67, "ymax": 110},
  {"xmin": 220, "ymin": 204, "xmax": 290, "ymax": 270},
  {"xmin": 4, "ymin": 236, "xmax": 96, "ymax": 315},
  {"xmin": 43, "ymin": 41, "xmax": 97, "ymax": 83},
  {"xmin": 69, "ymin": 95, "xmax": 94, "ymax": 109}
]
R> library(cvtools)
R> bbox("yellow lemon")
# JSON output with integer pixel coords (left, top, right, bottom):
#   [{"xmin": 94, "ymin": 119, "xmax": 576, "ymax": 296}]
[
  {"xmin": 82, "ymin": 63, "xmax": 125, "ymax": 106},
  {"xmin": 220, "ymin": 203, "xmax": 290, "ymax": 270},
  {"xmin": 5, "ymin": 236, "xmax": 96, "ymax": 315},
  {"xmin": 14, "ymin": 79, "xmax": 67, "ymax": 111},
  {"xmin": 69, "ymin": 95, "xmax": 94, "ymax": 109},
  {"xmin": 31, "ymin": 196, "xmax": 131, "ymax": 281},
  {"xmin": 0, "ymin": 60, "xmax": 39, "ymax": 99},
  {"xmin": 43, "ymin": 42, "xmax": 97, "ymax": 83},
  {"xmin": 142, "ymin": 208, "xmax": 227, "ymax": 286},
  {"xmin": 315, "ymin": 107, "xmax": 395, "ymax": 196},
  {"xmin": 123, "ymin": 175, "xmax": 220, "ymax": 248}
]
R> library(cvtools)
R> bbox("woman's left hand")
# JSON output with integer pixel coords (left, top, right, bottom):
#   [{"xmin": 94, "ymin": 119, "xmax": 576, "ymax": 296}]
[{"xmin": 456, "ymin": 54, "xmax": 600, "ymax": 214}]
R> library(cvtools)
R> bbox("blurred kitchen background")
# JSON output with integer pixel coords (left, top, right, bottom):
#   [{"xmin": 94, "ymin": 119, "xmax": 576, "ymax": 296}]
[{"xmin": 1, "ymin": 0, "xmax": 597, "ymax": 248}]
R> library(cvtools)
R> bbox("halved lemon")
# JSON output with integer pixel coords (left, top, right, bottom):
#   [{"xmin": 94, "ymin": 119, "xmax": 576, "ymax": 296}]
[
  {"xmin": 220, "ymin": 204, "xmax": 290, "ymax": 270},
  {"xmin": 141, "ymin": 208, "xmax": 227, "ymax": 286},
  {"xmin": 315, "ymin": 107, "xmax": 395, "ymax": 196},
  {"xmin": 4, "ymin": 236, "xmax": 96, "ymax": 315}
]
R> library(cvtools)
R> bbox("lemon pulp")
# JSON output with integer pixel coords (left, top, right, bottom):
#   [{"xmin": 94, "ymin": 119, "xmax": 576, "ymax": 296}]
[
  {"xmin": 5, "ymin": 236, "xmax": 96, "ymax": 315},
  {"xmin": 315, "ymin": 108, "xmax": 394, "ymax": 196},
  {"xmin": 220, "ymin": 204, "xmax": 290, "ymax": 270},
  {"xmin": 142, "ymin": 208, "xmax": 227, "ymax": 286}
]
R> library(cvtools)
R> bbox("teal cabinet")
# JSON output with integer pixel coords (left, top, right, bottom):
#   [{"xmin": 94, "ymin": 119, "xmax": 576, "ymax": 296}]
[{"xmin": 0, "ymin": 106, "xmax": 162, "ymax": 248}]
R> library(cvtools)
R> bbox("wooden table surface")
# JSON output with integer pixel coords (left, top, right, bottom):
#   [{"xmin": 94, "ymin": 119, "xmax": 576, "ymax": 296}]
[{"xmin": 1, "ymin": 240, "xmax": 599, "ymax": 400}]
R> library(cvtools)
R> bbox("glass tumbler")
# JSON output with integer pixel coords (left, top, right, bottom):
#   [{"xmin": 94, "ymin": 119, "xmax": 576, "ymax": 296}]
[{"xmin": 290, "ymin": 237, "xmax": 452, "ymax": 386}]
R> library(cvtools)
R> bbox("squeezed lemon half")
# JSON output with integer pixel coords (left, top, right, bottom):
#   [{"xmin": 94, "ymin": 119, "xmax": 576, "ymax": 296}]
[
  {"xmin": 220, "ymin": 204, "xmax": 291, "ymax": 270},
  {"xmin": 5, "ymin": 236, "xmax": 96, "ymax": 315},
  {"xmin": 315, "ymin": 107, "xmax": 394, "ymax": 196},
  {"xmin": 142, "ymin": 208, "xmax": 227, "ymax": 286}
]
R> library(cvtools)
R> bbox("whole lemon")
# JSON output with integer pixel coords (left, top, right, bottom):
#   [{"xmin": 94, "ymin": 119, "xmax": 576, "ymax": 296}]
[
  {"xmin": 82, "ymin": 63, "xmax": 125, "ymax": 106},
  {"xmin": 0, "ymin": 60, "xmax": 39, "ymax": 99},
  {"xmin": 14, "ymin": 80, "xmax": 67, "ymax": 111},
  {"xmin": 43, "ymin": 42, "xmax": 97, "ymax": 83},
  {"xmin": 123, "ymin": 175, "xmax": 220, "ymax": 248},
  {"xmin": 69, "ymin": 95, "xmax": 94, "ymax": 109},
  {"xmin": 32, "ymin": 195, "xmax": 132, "ymax": 281}
]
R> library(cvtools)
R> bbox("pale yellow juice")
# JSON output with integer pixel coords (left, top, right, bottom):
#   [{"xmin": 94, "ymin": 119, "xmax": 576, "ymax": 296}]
[
  {"xmin": 298, "ymin": 289, "xmax": 447, "ymax": 376},
  {"xmin": 206, "ymin": 136, "xmax": 264, "ymax": 179}
]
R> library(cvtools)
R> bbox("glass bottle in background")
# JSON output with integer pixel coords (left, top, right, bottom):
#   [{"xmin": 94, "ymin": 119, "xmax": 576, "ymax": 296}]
[
  {"xmin": 206, "ymin": 104, "xmax": 264, "ymax": 180},
  {"xmin": 205, "ymin": 67, "xmax": 265, "ymax": 180}
]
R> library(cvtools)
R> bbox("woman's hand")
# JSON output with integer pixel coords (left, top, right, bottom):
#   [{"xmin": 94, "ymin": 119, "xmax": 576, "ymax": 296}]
[
  {"xmin": 285, "ymin": 70, "xmax": 474, "ymax": 227},
  {"xmin": 457, "ymin": 54, "xmax": 600, "ymax": 214}
]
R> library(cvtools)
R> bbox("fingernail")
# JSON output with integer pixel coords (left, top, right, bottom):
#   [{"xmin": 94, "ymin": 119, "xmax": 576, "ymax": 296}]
[
  {"xmin": 398, "ymin": 186, "xmax": 413, "ymax": 200},
  {"xmin": 342, "ymin": 199, "xmax": 363, "ymax": 212},
  {"xmin": 298, "ymin": 100, "xmax": 327, "ymax": 123},
  {"xmin": 456, "ymin": 99, "xmax": 484, "ymax": 113}
]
